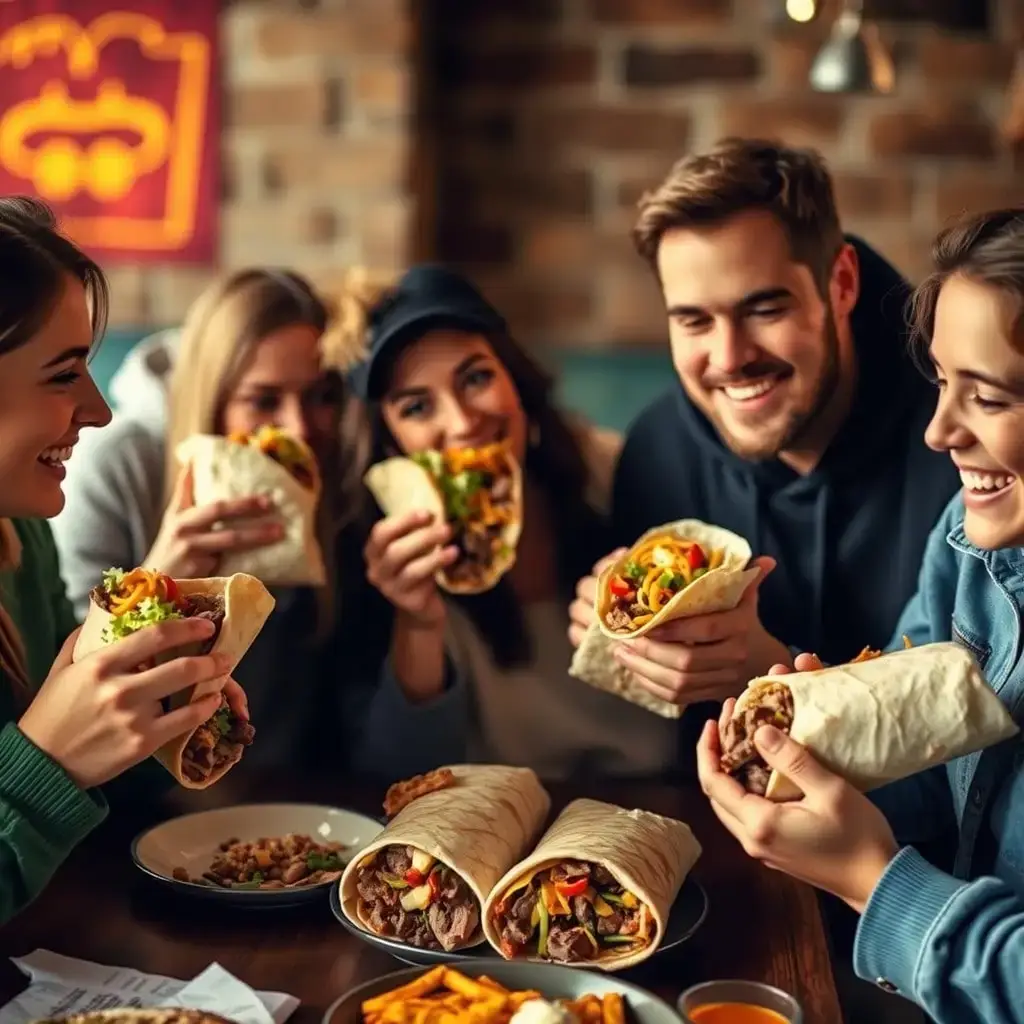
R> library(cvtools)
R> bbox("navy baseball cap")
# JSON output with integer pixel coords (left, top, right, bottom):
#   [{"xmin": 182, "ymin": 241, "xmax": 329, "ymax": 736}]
[{"xmin": 346, "ymin": 264, "xmax": 507, "ymax": 401}]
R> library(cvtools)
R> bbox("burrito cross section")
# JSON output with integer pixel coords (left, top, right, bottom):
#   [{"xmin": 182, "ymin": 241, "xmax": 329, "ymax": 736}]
[
  {"xmin": 353, "ymin": 846, "xmax": 479, "ymax": 951},
  {"xmin": 719, "ymin": 681, "xmax": 795, "ymax": 796},
  {"xmin": 492, "ymin": 859, "xmax": 652, "ymax": 963},
  {"xmin": 89, "ymin": 568, "xmax": 255, "ymax": 783}
]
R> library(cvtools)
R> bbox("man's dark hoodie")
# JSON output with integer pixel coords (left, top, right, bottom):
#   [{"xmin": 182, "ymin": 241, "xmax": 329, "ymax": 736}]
[{"xmin": 612, "ymin": 238, "xmax": 960, "ymax": 671}]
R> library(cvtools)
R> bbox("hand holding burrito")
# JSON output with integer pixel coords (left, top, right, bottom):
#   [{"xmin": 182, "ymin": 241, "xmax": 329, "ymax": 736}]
[
  {"xmin": 483, "ymin": 798, "xmax": 701, "ymax": 970},
  {"xmin": 72, "ymin": 567, "xmax": 275, "ymax": 789},
  {"xmin": 340, "ymin": 764, "xmax": 550, "ymax": 952},
  {"xmin": 719, "ymin": 641, "xmax": 1019, "ymax": 800},
  {"xmin": 174, "ymin": 427, "xmax": 327, "ymax": 586}
]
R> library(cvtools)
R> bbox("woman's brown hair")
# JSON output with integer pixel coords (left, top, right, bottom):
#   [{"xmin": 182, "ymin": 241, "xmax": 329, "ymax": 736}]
[{"xmin": 909, "ymin": 207, "xmax": 1024, "ymax": 368}]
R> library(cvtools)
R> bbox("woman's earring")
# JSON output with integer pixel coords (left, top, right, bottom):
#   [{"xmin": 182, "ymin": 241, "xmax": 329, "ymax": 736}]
[{"xmin": 529, "ymin": 421, "xmax": 541, "ymax": 448}]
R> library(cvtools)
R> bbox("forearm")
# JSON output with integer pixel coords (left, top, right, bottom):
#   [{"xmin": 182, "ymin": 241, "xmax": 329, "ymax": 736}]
[
  {"xmin": 390, "ymin": 614, "xmax": 447, "ymax": 702},
  {"xmin": 747, "ymin": 626, "xmax": 793, "ymax": 679}
]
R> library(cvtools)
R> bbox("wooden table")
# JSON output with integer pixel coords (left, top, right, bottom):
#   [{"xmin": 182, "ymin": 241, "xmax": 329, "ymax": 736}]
[{"xmin": 0, "ymin": 774, "xmax": 842, "ymax": 1024}]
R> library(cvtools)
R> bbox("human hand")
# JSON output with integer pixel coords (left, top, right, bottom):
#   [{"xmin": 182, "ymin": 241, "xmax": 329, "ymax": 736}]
[
  {"xmin": 696, "ymin": 700, "xmax": 899, "ymax": 914},
  {"xmin": 145, "ymin": 463, "xmax": 284, "ymax": 578},
  {"xmin": 610, "ymin": 556, "xmax": 788, "ymax": 707},
  {"xmin": 222, "ymin": 677, "xmax": 249, "ymax": 721},
  {"xmin": 364, "ymin": 510, "xmax": 454, "ymax": 629},
  {"xmin": 18, "ymin": 619, "xmax": 234, "ymax": 790},
  {"xmin": 567, "ymin": 548, "xmax": 627, "ymax": 648}
]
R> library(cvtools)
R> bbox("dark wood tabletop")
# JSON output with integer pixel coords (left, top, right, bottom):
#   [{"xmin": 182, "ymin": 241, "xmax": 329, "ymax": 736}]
[{"xmin": 0, "ymin": 773, "xmax": 842, "ymax": 1024}]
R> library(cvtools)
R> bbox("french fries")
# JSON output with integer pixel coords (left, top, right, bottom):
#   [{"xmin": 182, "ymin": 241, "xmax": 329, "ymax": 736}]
[{"xmin": 361, "ymin": 967, "xmax": 626, "ymax": 1024}]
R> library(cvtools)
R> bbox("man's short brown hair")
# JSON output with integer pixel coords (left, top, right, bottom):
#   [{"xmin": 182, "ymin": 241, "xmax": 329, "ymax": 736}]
[{"xmin": 633, "ymin": 137, "xmax": 845, "ymax": 296}]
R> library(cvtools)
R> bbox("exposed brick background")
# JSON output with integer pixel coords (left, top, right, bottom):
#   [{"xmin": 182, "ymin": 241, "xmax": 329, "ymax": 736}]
[
  {"xmin": 111, "ymin": 0, "xmax": 1024, "ymax": 351},
  {"xmin": 431, "ymin": 0, "xmax": 1024, "ymax": 346}
]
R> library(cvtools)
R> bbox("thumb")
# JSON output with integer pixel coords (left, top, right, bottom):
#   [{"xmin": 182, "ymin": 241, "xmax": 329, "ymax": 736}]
[
  {"xmin": 172, "ymin": 462, "xmax": 195, "ymax": 512},
  {"xmin": 739, "ymin": 555, "xmax": 776, "ymax": 606},
  {"xmin": 50, "ymin": 626, "xmax": 82, "ymax": 673},
  {"xmin": 754, "ymin": 725, "xmax": 836, "ymax": 797}
]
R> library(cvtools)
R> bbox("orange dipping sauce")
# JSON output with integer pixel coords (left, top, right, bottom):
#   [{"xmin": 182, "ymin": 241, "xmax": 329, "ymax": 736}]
[{"xmin": 687, "ymin": 1004, "xmax": 790, "ymax": 1024}]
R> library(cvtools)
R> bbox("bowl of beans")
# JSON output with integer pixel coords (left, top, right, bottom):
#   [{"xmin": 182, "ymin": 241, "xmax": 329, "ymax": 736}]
[{"xmin": 131, "ymin": 803, "xmax": 385, "ymax": 908}]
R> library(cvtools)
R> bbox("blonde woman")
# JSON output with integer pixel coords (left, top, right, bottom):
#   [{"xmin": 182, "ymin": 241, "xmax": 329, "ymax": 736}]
[{"xmin": 53, "ymin": 268, "xmax": 404, "ymax": 775}]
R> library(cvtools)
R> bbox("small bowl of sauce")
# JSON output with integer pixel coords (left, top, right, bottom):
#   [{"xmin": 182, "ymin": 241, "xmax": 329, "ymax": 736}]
[{"xmin": 679, "ymin": 980, "xmax": 802, "ymax": 1024}]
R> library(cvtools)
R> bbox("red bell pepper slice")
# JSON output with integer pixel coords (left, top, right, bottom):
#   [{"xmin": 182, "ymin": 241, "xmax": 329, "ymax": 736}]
[
  {"xmin": 555, "ymin": 877, "xmax": 589, "ymax": 898},
  {"xmin": 404, "ymin": 869, "xmax": 425, "ymax": 886},
  {"xmin": 687, "ymin": 545, "xmax": 707, "ymax": 571},
  {"xmin": 608, "ymin": 575, "xmax": 634, "ymax": 598},
  {"xmin": 428, "ymin": 869, "xmax": 442, "ymax": 900},
  {"xmin": 160, "ymin": 575, "xmax": 180, "ymax": 603}
]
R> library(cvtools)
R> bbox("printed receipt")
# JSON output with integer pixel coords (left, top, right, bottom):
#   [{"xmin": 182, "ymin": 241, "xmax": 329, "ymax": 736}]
[{"xmin": 0, "ymin": 951, "xmax": 299, "ymax": 1024}]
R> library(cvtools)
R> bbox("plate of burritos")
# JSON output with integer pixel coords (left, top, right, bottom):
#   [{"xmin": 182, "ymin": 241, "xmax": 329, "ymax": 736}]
[
  {"xmin": 720, "ymin": 640, "xmax": 1019, "ymax": 800},
  {"xmin": 570, "ymin": 520, "xmax": 761, "ymax": 719},
  {"xmin": 132, "ymin": 802, "xmax": 383, "ymax": 909},
  {"xmin": 176, "ymin": 425, "xmax": 327, "ymax": 586},
  {"xmin": 74, "ymin": 566, "xmax": 274, "ymax": 788},
  {"xmin": 365, "ymin": 441, "xmax": 522, "ymax": 594},
  {"xmin": 332, "ymin": 766, "xmax": 707, "ymax": 971}
]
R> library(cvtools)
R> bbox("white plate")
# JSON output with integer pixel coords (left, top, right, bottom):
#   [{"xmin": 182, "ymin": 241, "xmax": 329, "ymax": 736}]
[{"xmin": 132, "ymin": 802, "xmax": 384, "ymax": 909}]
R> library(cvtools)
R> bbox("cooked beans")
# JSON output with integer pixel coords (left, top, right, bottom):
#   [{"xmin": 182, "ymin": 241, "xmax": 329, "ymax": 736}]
[{"xmin": 173, "ymin": 833, "xmax": 348, "ymax": 890}]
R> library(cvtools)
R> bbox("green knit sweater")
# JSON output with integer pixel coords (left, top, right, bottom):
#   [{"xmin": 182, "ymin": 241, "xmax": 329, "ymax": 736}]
[{"xmin": 0, "ymin": 518, "xmax": 107, "ymax": 924}]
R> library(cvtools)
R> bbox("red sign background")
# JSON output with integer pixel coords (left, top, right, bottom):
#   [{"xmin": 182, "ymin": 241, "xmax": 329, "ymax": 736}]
[{"xmin": 0, "ymin": 0, "xmax": 218, "ymax": 263}]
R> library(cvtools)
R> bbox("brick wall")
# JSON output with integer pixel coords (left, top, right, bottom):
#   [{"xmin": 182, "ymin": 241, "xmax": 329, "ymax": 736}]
[
  {"xmin": 106, "ymin": 0, "xmax": 419, "ymax": 328},
  {"xmin": 431, "ymin": 0, "xmax": 1024, "ymax": 347}
]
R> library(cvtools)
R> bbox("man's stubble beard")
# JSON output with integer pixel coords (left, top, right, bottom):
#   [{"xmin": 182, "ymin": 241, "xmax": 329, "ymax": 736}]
[{"xmin": 712, "ymin": 313, "xmax": 842, "ymax": 464}]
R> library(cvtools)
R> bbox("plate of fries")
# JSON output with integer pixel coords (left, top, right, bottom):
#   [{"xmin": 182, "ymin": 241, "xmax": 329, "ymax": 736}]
[
  {"xmin": 329, "ymin": 877, "xmax": 707, "ymax": 969},
  {"xmin": 323, "ymin": 964, "xmax": 681, "ymax": 1024}
]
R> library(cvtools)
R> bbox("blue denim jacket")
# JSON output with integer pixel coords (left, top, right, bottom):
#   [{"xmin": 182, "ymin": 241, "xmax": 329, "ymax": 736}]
[{"xmin": 852, "ymin": 493, "xmax": 1024, "ymax": 1023}]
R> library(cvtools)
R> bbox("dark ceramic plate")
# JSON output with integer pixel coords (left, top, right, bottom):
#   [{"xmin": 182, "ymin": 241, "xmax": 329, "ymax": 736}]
[
  {"xmin": 330, "ymin": 876, "xmax": 708, "ymax": 968},
  {"xmin": 132, "ymin": 803, "xmax": 383, "ymax": 910},
  {"xmin": 323, "ymin": 961, "xmax": 683, "ymax": 1024}
]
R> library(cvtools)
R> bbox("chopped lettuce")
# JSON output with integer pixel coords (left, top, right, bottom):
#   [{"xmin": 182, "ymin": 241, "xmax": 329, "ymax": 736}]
[
  {"xmin": 210, "ymin": 705, "xmax": 231, "ymax": 737},
  {"xmin": 102, "ymin": 567, "xmax": 126, "ymax": 591},
  {"xmin": 410, "ymin": 452, "xmax": 486, "ymax": 522},
  {"xmin": 102, "ymin": 595, "xmax": 183, "ymax": 644}
]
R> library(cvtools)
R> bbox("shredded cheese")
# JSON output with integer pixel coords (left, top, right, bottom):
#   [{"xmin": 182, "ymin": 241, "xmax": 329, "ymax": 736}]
[{"xmin": 107, "ymin": 568, "xmax": 174, "ymax": 615}]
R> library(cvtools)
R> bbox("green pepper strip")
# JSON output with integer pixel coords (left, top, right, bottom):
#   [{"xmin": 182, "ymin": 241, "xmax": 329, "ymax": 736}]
[
  {"xmin": 536, "ymin": 898, "xmax": 550, "ymax": 957},
  {"xmin": 601, "ymin": 934, "xmax": 638, "ymax": 945},
  {"xmin": 382, "ymin": 873, "xmax": 409, "ymax": 889},
  {"xmin": 600, "ymin": 891, "xmax": 626, "ymax": 906}
]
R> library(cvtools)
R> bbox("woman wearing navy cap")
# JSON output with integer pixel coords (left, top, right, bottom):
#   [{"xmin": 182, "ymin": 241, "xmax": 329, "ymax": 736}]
[{"xmin": 346, "ymin": 265, "xmax": 679, "ymax": 781}]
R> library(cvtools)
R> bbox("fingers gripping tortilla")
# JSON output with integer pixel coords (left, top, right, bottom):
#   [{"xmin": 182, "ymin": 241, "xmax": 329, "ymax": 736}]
[
  {"xmin": 175, "ymin": 428, "xmax": 326, "ymax": 586},
  {"xmin": 720, "ymin": 641, "xmax": 1019, "ymax": 801},
  {"xmin": 73, "ymin": 567, "xmax": 275, "ymax": 789},
  {"xmin": 364, "ymin": 441, "xmax": 523, "ymax": 595},
  {"xmin": 483, "ymin": 799, "xmax": 701, "ymax": 971},
  {"xmin": 570, "ymin": 520, "xmax": 760, "ymax": 719}
]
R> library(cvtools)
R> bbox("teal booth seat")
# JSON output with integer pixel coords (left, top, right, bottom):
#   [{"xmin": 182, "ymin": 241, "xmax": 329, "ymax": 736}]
[{"xmin": 91, "ymin": 329, "xmax": 675, "ymax": 434}]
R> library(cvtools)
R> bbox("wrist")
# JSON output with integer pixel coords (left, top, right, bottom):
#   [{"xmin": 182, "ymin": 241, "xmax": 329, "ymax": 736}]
[
  {"xmin": 846, "ymin": 841, "xmax": 900, "ymax": 915},
  {"xmin": 748, "ymin": 625, "xmax": 793, "ymax": 678}
]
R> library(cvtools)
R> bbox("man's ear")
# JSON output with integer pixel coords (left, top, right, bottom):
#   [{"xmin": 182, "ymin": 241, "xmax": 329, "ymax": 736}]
[{"xmin": 829, "ymin": 242, "xmax": 860, "ymax": 320}]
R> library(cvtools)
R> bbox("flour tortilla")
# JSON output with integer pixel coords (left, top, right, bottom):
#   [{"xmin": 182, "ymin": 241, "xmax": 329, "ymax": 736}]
[
  {"xmin": 363, "ymin": 452, "xmax": 524, "ymax": 595},
  {"xmin": 339, "ymin": 764, "xmax": 550, "ymax": 951},
  {"xmin": 176, "ymin": 434, "xmax": 326, "ymax": 586},
  {"xmin": 36, "ymin": 1012, "xmax": 236, "ymax": 1024},
  {"xmin": 73, "ymin": 573, "xmax": 275, "ymax": 789},
  {"xmin": 482, "ymin": 798, "xmax": 701, "ymax": 971},
  {"xmin": 733, "ymin": 641, "xmax": 1019, "ymax": 802},
  {"xmin": 570, "ymin": 520, "xmax": 760, "ymax": 718}
]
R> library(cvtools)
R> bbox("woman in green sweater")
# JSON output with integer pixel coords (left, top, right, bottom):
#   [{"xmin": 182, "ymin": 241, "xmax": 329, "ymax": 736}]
[{"xmin": 0, "ymin": 196, "xmax": 244, "ymax": 924}]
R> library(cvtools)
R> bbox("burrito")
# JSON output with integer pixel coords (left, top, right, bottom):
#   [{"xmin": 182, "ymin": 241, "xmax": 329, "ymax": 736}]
[
  {"xmin": 34, "ymin": 1012, "xmax": 236, "ymax": 1024},
  {"xmin": 339, "ymin": 764, "xmax": 549, "ymax": 952},
  {"xmin": 175, "ymin": 427, "xmax": 326, "ymax": 586},
  {"xmin": 73, "ymin": 566, "xmax": 275, "ymax": 788},
  {"xmin": 570, "ymin": 520, "xmax": 760, "ymax": 719},
  {"xmin": 364, "ymin": 440, "xmax": 523, "ymax": 594},
  {"xmin": 720, "ymin": 641, "xmax": 1020, "ymax": 801},
  {"xmin": 483, "ymin": 799, "xmax": 701, "ymax": 971}
]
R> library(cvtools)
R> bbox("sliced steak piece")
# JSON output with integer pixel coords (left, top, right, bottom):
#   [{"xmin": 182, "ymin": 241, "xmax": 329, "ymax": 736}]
[{"xmin": 546, "ymin": 923, "xmax": 596, "ymax": 963}]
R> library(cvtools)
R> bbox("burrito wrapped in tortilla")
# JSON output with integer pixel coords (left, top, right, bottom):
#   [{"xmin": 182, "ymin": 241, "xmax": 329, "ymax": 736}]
[
  {"xmin": 364, "ymin": 440, "xmax": 522, "ymax": 594},
  {"xmin": 339, "ymin": 765, "xmax": 549, "ymax": 952},
  {"xmin": 175, "ymin": 426, "xmax": 326, "ymax": 586},
  {"xmin": 73, "ymin": 567, "xmax": 275, "ymax": 788},
  {"xmin": 570, "ymin": 520, "xmax": 760, "ymax": 719},
  {"xmin": 720, "ymin": 641, "xmax": 1020, "ymax": 801},
  {"xmin": 483, "ymin": 799, "xmax": 701, "ymax": 971}
]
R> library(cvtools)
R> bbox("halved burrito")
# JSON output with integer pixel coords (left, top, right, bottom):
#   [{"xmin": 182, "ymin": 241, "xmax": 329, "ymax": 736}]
[
  {"xmin": 364, "ymin": 441, "xmax": 523, "ymax": 594},
  {"xmin": 73, "ymin": 567, "xmax": 275, "ymax": 788},
  {"xmin": 339, "ymin": 764, "xmax": 549, "ymax": 952},
  {"xmin": 175, "ymin": 426, "xmax": 326, "ymax": 586},
  {"xmin": 570, "ymin": 520, "xmax": 760, "ymax": 718},
  {"xmin": 720, "ymin": 641, "xmax": 1020, "ymax": 801},
  {"xmin": 483, "ymin": 799, "xmax": 701, "ymax": 971}
]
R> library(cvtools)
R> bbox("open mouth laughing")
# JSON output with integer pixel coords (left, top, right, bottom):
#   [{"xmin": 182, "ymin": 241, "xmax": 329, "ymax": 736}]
[
  {"xmin": 38, "ymin": 444, "xmax": 74, "ymax": 477},
  {"xmin": 959, "ymin": 468, "xmax": 1017, "ymax": 507}
]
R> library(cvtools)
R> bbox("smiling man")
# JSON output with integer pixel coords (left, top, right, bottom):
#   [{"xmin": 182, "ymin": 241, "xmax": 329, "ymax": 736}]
[{"xmin": 569, "ymin": 138, "xmax": 960, "ymax": 733}]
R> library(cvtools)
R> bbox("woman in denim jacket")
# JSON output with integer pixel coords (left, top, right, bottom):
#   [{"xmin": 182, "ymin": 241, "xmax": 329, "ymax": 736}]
[{"xmin": 697, "ymin": 207, "xmax": 1024, "ymax": 1024}]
